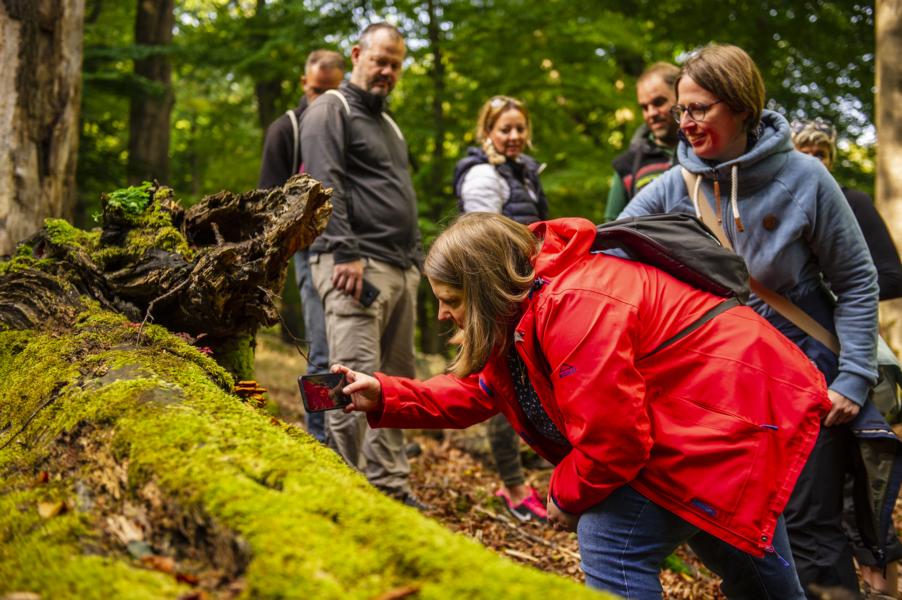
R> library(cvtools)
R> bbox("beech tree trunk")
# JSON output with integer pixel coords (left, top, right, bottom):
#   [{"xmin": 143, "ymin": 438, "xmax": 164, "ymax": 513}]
[
  {"xmin": 126, "ymin": 0, "xmax": 174, "ymax": 185},
  {"xmin": 876, "ymin": 0, "xmax": 902, "ymax": 347},
  {"xmin": 417, "ymin": 0, "xmax": 451, "ymax": 355},
  {"xmin": 0, "ymin": 0, "xmax": 84, "ymax": 256}
]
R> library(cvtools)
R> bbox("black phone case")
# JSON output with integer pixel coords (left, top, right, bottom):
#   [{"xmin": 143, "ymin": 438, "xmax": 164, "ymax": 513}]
[{"xmin": 360, "ymin": 279, "xmax": 381, "ymax": 308}]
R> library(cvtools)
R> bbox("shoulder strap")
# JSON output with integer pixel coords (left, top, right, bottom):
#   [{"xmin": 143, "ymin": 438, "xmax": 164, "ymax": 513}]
[
  {"xmin": 681, "ymin": 168, "xmax": 841, "ymax": 354},
  {"xmin": 381, "ymin": 112, "xmax": 404, "ymax": 142},
  {"xmin": 324, "ymin": 89, "xmax": 351, "ymax": 115},
  {"xmin": 285, "ymin": 109, "xmax": 299, "ymax": 174}
]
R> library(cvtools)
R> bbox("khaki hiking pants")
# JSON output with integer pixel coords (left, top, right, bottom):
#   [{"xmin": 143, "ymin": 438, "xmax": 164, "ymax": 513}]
[{"xmin": 310, "ymin": 253, "xmax": 420, "ymax": 496}]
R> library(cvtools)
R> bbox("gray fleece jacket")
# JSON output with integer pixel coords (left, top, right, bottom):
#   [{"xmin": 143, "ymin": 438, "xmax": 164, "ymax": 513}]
[
  {"xmin": 622, "ymin": 110, "xmax": 878, "ymax": 404},
  {"xmin": 300, "ymin": 82, "xmax": 423, "ymax": 269}
]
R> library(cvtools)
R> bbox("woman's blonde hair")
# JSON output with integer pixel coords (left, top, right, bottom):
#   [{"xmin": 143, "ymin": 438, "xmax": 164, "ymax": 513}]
[
  {"xmin": 676, "ymin": 44, "xmax": 766, "ymax": 133},
  {"xmin": 475, "ymin": 96, "xmax": 532, "ymax": 165},
  {"xmin": 425, "ymin": 213, "xmax": 538, "ymax": 376},
  {"xmin": 790, "ymin": 119, "xmax": 837, "ymax": 167}
]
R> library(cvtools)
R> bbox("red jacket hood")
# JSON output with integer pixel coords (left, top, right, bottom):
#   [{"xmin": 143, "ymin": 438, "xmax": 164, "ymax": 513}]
[{"xmin": 529, "ymin": 218, "xmax": 597, "ymax": 279}]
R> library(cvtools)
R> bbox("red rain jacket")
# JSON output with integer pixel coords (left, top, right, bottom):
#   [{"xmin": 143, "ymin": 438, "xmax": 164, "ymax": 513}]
[{"xmin": 370, "ymin": 218, "xmax": 830, "ymax": 556}]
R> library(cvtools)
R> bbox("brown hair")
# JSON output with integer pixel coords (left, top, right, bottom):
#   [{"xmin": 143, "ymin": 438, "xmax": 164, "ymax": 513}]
[
  {"xmin": 425, "ymin": 213, "xmax": 538, "ymax": 377},
  {"xmin": 305, "ymin": 49, "xmax": 345, "ymax": 72},
  {"xmin": 676, "ymin": 44, "xmax": 765, "ymax": 133},
  {"xmin": 474, "ymin": 96, "xmax": 532, "ymax": 165},
  {"xmin": 638, "ymin": 61, "xmax": 680, "ymax": 88}
]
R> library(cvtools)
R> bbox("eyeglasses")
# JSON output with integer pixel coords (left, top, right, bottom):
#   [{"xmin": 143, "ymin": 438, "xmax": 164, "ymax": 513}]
[{"xmin": 670, "ymin": 100, "xmax": 724, "ymax": 124}]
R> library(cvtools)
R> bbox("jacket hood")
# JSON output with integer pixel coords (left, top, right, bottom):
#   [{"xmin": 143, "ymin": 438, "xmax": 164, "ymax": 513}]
[
  {"xmin": 529, "ymin": 218, "xmax": 597, "ymax": 279},
  {"xmin": 677, "ymin": 109, "xmax": 795, "ymax": 193}
]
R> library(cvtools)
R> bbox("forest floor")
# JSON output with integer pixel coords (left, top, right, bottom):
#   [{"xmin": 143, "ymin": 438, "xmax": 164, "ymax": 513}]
[
  {"xmin": 254, "ymin": 329, "xmax": 724, "ymax": 598},
  {"xmin": 254, "ymin": 328, "xmax": 902, "ymax": 599}
]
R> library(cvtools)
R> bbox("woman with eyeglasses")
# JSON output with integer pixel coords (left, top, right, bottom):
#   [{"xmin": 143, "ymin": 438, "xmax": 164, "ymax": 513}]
[
  {"xmin": 450, "ymin": 96, "xmax": 551, "ymax": 524},
  {"xmin": 620, "ymin": 44, "xmax": 879, "ymax": 597}
]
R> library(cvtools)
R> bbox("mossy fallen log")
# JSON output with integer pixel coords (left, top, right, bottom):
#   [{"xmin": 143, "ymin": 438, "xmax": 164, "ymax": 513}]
[
  {"xmin": 0, "ymin": 181, "xmax": 607, "ymax": 598},
  {"xmin": 0, "ymin": 309, "xmax": 604, "ymax": 598}
]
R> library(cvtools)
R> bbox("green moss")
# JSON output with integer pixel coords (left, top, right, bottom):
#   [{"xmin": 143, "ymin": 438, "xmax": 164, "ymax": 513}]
[
  {"xmin": 0, "ymin": 310, "xmax": 606, "ymax": 599},
  {"xmin": 0, "ymin": 241, "xmax": 56, "ymax": 275},
  {"xmin": 210, "ymin": 334, "xmax": 255, "ymax": 383},
  {"xmin": 43, "ymin": 218, "xmax": 100, "ymax": 250}
]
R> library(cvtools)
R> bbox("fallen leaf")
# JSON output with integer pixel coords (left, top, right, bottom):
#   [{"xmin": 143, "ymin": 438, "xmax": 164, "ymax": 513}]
[
  {"xmin": 37, "ymin": 501, "xmax": 65, "ymax": 519},
  {"xmin": 175, "ymin": 572, "xmax": 200, "ymax": 586},
  {"xmin": 141, "ymin": 554, "xmax": 175, "ymax": 574}
]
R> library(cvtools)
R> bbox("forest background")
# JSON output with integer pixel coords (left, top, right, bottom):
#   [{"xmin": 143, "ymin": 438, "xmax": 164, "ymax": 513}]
[{"xmin": 76, "ymin": 0, "xmax": 878, "ymax": 354}]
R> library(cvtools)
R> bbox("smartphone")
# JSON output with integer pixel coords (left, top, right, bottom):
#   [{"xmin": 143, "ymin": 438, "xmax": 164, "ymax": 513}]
[
  {"xmin": 360, "ymin": 278, "xmax": 381, "ymax": 308},
  {"xmin": 298, "ymin": 373, "xmax": 352, "ymax": 412}
]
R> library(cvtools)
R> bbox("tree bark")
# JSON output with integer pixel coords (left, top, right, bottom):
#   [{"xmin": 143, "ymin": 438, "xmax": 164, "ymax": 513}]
[
  {"xmin": 876, "ymin": 0, "xmax": 902, "ymax": 347},
  {"xmin": 417, "ymin": 0, "xmax": 451, "ymax": 355},
  {"xmin": 0, "ymin": 0, "xmax": 84, "ymax": 255},
  {"xmin": 126, "ymin": 0, "xmax": 174, "ymax": 185},
  {"xmin": 0, "ymin": 175, "xmax": 331, "ymax": 381}
]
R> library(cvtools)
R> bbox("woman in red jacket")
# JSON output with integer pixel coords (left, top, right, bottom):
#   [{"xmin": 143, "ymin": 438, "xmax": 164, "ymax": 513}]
[{"xmin": 334, "ymin": 213, "xmax": 830, "ymax": 599}]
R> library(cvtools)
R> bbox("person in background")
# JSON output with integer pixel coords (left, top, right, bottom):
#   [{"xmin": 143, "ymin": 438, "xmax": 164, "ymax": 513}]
[
  {"xmin": 791, "ymin": 119, "xmax": 902, "ymax": 301},
  {"xmin": 604, "ymin": 62, "xmax": 680, "ymax": 222},
  {"xmin": 793, "ymin": 119, "xmax": 902, "ymax": 599},
  {"xmin": 259, "ymin": 50, "xmax": 345, "ymax": 188},
  {"xmin": 620, "ymin": 44, "xmax": 879, "ymax": 597},
  {"xmin": 300, "ymin": 23, "xmax": 425, "ymax": 509},
  {"xmin": 333, "ymin": 212, "xmax": 829, "ymax": 599},
  {"xmin": 452, "ymin": 95, "xmax": 549, "ymax": 522},
  {"xmin": 259, "ymin": 49, "xmax": 345, "ymax": 443}
]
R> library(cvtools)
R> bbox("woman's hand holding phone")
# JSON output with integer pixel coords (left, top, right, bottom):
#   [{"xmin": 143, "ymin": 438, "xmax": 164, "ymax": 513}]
[{"xmin": 330, "ymin": 365, "xmax": 383, "ymax": 413}]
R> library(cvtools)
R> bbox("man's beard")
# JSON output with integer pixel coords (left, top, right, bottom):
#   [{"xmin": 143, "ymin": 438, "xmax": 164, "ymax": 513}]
[{"xmin": 367, "ymin": 76, "xmax": 393, "ymax": 96}]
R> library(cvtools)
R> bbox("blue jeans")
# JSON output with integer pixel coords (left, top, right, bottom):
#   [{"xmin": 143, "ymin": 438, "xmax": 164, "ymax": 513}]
[
  {"xmin": 578, "ymin": 485, "xmax": 805, "ymax": 600},
  {"xmin": 294, "ymin": 249, "xmax": 329, "ymax": 443}
]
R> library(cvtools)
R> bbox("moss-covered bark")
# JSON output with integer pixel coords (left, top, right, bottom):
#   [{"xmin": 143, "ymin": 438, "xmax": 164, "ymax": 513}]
[{"xmin": 0, "ymin": 309, "xmax": 605, "ymax": 599}]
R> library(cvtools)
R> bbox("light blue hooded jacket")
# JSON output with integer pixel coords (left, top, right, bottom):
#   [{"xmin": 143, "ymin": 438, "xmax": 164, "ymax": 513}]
[{"xmin": 621, "ymin": 109, "xmax": 878, "ymax": 405}]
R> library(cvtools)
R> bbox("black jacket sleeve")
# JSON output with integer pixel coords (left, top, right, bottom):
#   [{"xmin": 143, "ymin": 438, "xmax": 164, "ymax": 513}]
[
  {"xmin": 259, "ymin": 113, "xmax": 295, "ymax": 189},
  {"xmin": 844, "ymin": 187, "xmax": 902, "ymax": 300}
]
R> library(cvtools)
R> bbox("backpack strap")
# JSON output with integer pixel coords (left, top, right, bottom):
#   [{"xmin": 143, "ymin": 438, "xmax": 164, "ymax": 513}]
[
  {"xmin": 285, "ymin": 109, "xmax": 299, "ymax": 174},
  {"xmin": 381, "ymin": 112, "xmax": 404, "ymax": 142},
  {"xmin": 323, "ymin": 89, "xmax": 403, "ymax": 143},
  {"xmin": 681, "ymin": 167, "xmax": 842, "ymax": 354},
  {"xmin": 324, "ymin": 89, "xmax": 351, "ymax": 115}
]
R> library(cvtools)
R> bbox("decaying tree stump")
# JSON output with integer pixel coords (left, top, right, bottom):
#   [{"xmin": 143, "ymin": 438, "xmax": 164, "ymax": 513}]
[
  {"xmin": 0, "ymin": 180, "xmax": 602, "ymax": 599},
  {"xmin": 0, "ymin": 175, "xmax": 331, "ymax": 378}
]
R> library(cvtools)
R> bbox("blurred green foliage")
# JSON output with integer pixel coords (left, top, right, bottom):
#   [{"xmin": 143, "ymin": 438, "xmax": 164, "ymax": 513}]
[{"xmin": 76, "ymin": 0, "xmax": 877, "ymax": 349}]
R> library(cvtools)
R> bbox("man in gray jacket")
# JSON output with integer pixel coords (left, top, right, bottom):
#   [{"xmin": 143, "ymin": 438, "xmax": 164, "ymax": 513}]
[{"xmin": 301, "ymin": 23, "xmax": 423, "ymax": 507}]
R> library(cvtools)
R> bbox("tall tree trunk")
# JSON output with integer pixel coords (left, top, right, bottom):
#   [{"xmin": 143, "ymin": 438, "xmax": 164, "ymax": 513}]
[
  {"xmin": 126, "ymin": 0, "xmax": 173, "ymax": 185},
  {"xmin": 876, "ymin": 0, "xmax": 902, "ymax": 348},
  {"xmin": 417, "ymin": 0, "xmax": 450, "ymax": 355},
  {"xmin": 0, "ymin": 0, "xmax": 84, "ymax": 255},
  {"xmin": 253, "ymin": 0, "xmax": 282, "ymax": 133},
  {"xmin": 255, "ymin": 79, "xmax": 283, "ymax": 134}
]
